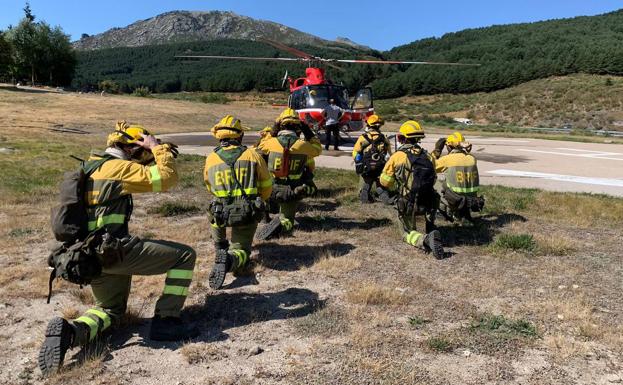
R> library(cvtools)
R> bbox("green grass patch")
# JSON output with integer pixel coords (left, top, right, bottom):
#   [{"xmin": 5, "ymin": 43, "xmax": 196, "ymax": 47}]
[
  {"xmin": 426, "ymin": 337, "xmax": 454, "ymax": 352},
  {"xmin": 148, "ymin": 202, "xmax": 201, "ymax": 217},
  {"xmin": 408, "ymin": 316, "xmax": 431, "ymax": 327},
  {"xmin": 8, "ymin": 228, "xmax": 36, "ymax": 238},
  {"xmin": 470, "ymin": 314, "xmax": 538, "ymax": 338},
  {"xmin": 481, "ymin": 185, "xmax": 537, "ymax": 213},
  {"xmin": 491, "ymin": 233, "xmax": 536, "ymax": 252}
]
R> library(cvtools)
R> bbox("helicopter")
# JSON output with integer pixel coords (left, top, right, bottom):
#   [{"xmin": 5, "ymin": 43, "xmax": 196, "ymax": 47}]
[{"xmin": 176, "ymin": 39, "xmax": 479, "ymax": 131}]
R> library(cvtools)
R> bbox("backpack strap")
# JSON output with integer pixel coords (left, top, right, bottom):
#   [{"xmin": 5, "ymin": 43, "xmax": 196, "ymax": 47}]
[
  {"xmin": 215, "ymin": 145, "xmax": 250, "ymax": 199},
  {"xmin": 82, "ymin": 154, "xmax": 115, "ymax": 176}
]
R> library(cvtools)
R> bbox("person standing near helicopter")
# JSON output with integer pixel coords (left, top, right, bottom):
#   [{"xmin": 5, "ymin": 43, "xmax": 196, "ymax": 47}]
[{"xmin": 323, "ymin": 98, "xmax": 344, "ymax": 151}]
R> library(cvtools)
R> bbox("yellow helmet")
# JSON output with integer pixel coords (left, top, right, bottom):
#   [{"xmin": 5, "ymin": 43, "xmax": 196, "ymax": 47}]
[
  {"xmin": 447, "ymin": 131, "xmax": 471, "ymax": 147},
  {"xmin": 107, "ymin": 120, "xmax": 152, "ymax": 147},
  {"xmin": 275, "ymin": 108, "xmax": 300, "ymax": 126},
  {"xmin": 366, "ymin": 114, "xmax": 384, "ymax": 128},
  {"xmin": 211, "ymin": 115, "xmax": 246, "ymax": 140},
  {"xmin": 399, "ymin": 120, "xmax": 424, "ymax": 139}
]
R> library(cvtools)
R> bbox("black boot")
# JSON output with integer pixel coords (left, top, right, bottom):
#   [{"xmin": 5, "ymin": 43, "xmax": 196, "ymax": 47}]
[
  {"xmin": 423, "ymin": 230, "xmax": 445, "ymax": 260},
  {"xmin": 209, "ymin": 248, "xmax": 233, "ymax": 290},
  {"xmin": 149, "ymin": 316, "xmax": 199, "ymax": 341},
  {"xmin": 255, "ymin": 215, "xmax": 283, "ymax": 241},
  {"xmin": 38, "ymin": 317, "xmax": 75, "ymax": 376}
]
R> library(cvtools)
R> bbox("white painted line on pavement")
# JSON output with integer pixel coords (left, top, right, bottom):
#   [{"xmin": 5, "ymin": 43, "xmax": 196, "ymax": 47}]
[
  {"xmin": 469, "ymin": 138, "xmax": 531, "ymax": 143},
  {"xmin": 488, "ymin": 169, "xmax": 623, "ymax": 187},
  {"xmin": 556, "ymin": 148, "xmax": 623, "ymax": 156},
  {"xmin": 518, "ymin": 148, "xmax": 623, "ymax": 161}
]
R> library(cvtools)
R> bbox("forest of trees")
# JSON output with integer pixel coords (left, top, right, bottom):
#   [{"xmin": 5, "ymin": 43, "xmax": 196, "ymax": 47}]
[
  {"xmin": 0, "ymin": 3, "xmax": 76, "ymax": 86},
  {"xmin": 373, "ymin": 9, "xmax": 623, "ymax": 97},
  {"xmin": 72, "ymin": 40, "xmax": 379, "ymax": 94},
  {"xmin": 73, "ymin": 9, "xmax": 623, "ymax": 98}
]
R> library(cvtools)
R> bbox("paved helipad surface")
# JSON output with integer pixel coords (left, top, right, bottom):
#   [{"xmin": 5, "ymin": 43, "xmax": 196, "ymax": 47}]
[{"xmin": 160, "ymin": 132, "xmax": 623, "ymax": 197}]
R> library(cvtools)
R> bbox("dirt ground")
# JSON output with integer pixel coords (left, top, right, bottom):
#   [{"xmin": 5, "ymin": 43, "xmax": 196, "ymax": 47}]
[{"xmin": 0, "ymin": 89, "xmax": 622, "ymax": 384}]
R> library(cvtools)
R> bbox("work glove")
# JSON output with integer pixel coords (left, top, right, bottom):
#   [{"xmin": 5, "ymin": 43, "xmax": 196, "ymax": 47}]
[
  {"xmin": 376, "ymin": 186, "xmax": 397, "ymax": 205},
  {"xmin": 433, "ymin": 137, "xmax": 446, "ymax": 158},
  {"xmin": 158, "ymin": 141, "xmax": 179, "ymax": 158}
]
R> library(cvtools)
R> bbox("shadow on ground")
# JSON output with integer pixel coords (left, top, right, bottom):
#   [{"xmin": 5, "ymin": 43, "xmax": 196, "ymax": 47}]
[
  {"xmin": 438, "ymin": 213, "xmax": 527, "ymax": 247},
  {"xmin": 297, "ymin": 216, "xmax": 392, "ymax": 232},
  {"xmin": 96, "ymin": 288, "xmax": 322, "ymax": 354},
  {"xmin": 299, "ymin": 199, "xmax": 341, "ymax": 212},
  {"xmin": 255, "ymin": 241, "xmax": 355, "ymax": 271},
  {"xmin": 475, "ymin": 153, "xmax": 531, "ymax": 164}
]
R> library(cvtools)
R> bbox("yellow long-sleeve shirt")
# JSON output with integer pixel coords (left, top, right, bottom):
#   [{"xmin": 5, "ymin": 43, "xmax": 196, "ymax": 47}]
[
  {"xmin": 434, "ymin": 150, "xmax": 479, "ymax": 194},
  {"xmin": 204, "ymin": 145, "xmax": 273, "ymax": 201},
  {"xmin": 85, "ymin": 144, "xmax": 177, "ymax": 236},
  {"xmin": 256, "ymin": 132, "xmax": 321, "ymax": 181}
]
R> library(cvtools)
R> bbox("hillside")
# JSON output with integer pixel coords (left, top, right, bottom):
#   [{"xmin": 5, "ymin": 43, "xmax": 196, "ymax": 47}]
[
  {"xmin": 373, "ymin": 9, "xmax": 623, "ymax": 97},
  {"xmin": 73, "ymin": 10, "xmax": 366, "ymax": 50},
  {"xmin": 72, "ymin": 39, "xmax": 378, "ymax": 93},
  {"xmin": 374, "ymin": 74, "xmax": 623, "ymax": 131}
]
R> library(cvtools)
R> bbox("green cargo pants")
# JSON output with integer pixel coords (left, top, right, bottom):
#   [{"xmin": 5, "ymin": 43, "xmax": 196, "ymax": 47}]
[
  {"xmin": 211, "ymin": 221, "xmax": 258, "ymax": 271},
  {"xmin": 72, "ymin": 239, "xmax": 196, "ymax": 343},
  {"xmin": 399, "ymin": 210, "xmax": 435, "ymax": 249}
]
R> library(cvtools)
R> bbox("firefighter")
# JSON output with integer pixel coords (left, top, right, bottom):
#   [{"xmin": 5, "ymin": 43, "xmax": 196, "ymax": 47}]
[
  {"xmin": 39, "ymin": 121, "xmax": 198, "ymax": 376},
  {"xmin": 352, "ymin": 114, "xmax": 392, "ymax": 203},
  {"xmin": 432, "ymin": 132, "xmax": 484, "ymax": 222},
  {"xmin": 255, "ymin": 108, "xmax": 322, "ymax": 239},
  {"xmin": 204, "ymin": 115, "xmax": 273, "ymax": 290},
  {"xmin": 253, "ymin": 126, "xmax": 273, "ymax": 148},
  {"xmin": 378, "ymin": 120, "xmax": 445, "ymax": 259}
]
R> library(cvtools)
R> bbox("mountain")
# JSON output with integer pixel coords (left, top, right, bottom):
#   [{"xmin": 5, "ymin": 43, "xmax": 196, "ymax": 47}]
[{"xmin": 73, "ymin": 10, "xmax": 365, "ymax": 50}]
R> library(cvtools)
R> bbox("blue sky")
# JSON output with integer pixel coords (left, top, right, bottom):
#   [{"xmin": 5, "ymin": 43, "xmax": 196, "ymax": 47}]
[{"xmin": 1, "ymin": 0, "xmax": 621, "ymax": 50}]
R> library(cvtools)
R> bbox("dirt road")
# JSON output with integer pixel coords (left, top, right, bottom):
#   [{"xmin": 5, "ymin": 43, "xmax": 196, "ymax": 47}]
[{"xmin": 160, "ymin": 131, "xmax": 623, "ymax": 197}]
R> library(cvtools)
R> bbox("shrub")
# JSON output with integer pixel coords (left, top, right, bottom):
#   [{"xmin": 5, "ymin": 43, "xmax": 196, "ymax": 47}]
[
  {"xmin": 491, "ymin": 233, "xmax": 536, "ymax": 252},
  {"xmin": 132, "ymin": 86, "xmax": 151, "ymax": 97}
]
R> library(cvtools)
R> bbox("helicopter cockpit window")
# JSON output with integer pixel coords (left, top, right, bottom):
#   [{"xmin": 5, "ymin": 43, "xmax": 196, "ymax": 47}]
[
  {"xmin": 289, "ymin": 89, "xmax": 307, "ymax": 110},
  {"xmin": 351, "ymin": 87, "xmax": 373, "ymax": 110},
  {"xmin": 306, "ymin": 85, "xmax": 349, "ymax": 109}
]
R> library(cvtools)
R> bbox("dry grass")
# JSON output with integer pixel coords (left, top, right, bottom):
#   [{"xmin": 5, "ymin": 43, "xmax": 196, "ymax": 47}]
[
  {"xmin": 310, "ymin": 250, "xmax": 361, "ymax": 276},
  {"xmin": 69, "ymin": 288, "xmax": 95, "ymax": 305},
  {"xmin": 62, "ymin": 306, "xmax": 81, "ymax": 320},
  {"xmin": 1, "ymin": 90, "xmax": 622, "ymax": 384},
  {"xmin": 535, "ymin": 234, "xmax": 578, "ymax": 256},
  {"xmin": 181, "ymin": 342, "xmax": 227, "ymax": 364},
  {"xmin": 346, "ymin": 282, "xmax": 410, "ymax": 307},
  {"xmin": 543, "ymin": 334, "xmax": 591, "ymax": 360}
]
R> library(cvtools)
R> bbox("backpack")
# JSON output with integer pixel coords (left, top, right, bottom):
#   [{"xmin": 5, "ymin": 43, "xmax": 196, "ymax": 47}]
[
  {"xmin": 271, "ymin": 136, "xmax": 296, "ymax": 179},
  {"xmin": 47, "ymin": 154, "xmax": 115, "ymax": 303},
  {"xmin": 396, "ymin": 148, "xmax": 436, "ymax": 214},
  {"xmin": 50, "ymin": 155, "xmax": 113, "ymax": 244},
  {"xmin": 360, "ymin": 133, "xmax": 387, "ymax": 176}
]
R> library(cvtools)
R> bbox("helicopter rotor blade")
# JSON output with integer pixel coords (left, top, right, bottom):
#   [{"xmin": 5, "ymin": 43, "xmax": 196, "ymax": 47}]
[
  {"xmin": 281, "ymin": 70, "xmax": 289, "ymax": 88},
  {"xmin": 175, "ymin": 55, "xmax": 305, "ymax": 62},
  {"xmin": 332, "ymin": 59, "xmax": 481, "ymax": 66},
  {"xmin": 257, "ymin": 38, "xmax": 315, "ymax": 59}
]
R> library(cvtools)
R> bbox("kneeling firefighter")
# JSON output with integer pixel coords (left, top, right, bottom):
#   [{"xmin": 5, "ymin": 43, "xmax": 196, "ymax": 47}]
[
  {"xmin": 353, "ymin": 114, "xmax": 392, "ymax": 203},
  {"xmin": 40, "ymin": 121, "xmax": 198, "ymax": 376},
  {"xmin": 432, "ymin": 132, "xmax": 484, "ymax": 222},
  {"xmin": 255, "ymin": 108, "xmax": 322, "ymax": 240},
  {"xmin": 378, "ymin": 120, "xmax": 445, "ymax": 259},
  {"xmin": 204, "ymin": 115, "xmax": 273, "ymax": 289}
]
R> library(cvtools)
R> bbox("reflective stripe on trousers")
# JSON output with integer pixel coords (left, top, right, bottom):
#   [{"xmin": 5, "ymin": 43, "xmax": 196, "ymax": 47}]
[
  {"xmin": 74, "ymin": 308, "xmax": 113, "ymax": 341},
  {"xmin": 404, "ymin": 230, "xmax": 423, "ymax": 247},
  {"xmin": 229, "ymin": 249, "xmax": 249, "ymax": 270}
]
